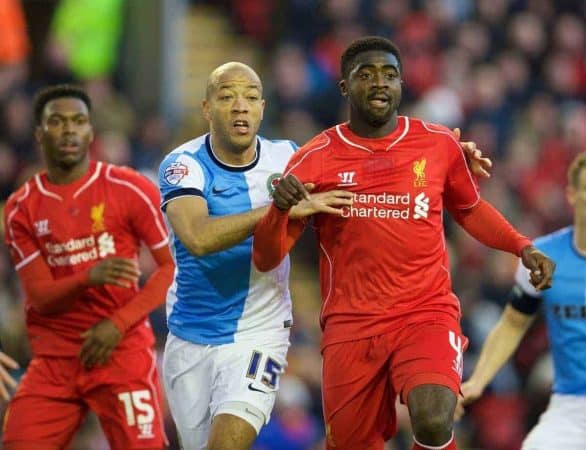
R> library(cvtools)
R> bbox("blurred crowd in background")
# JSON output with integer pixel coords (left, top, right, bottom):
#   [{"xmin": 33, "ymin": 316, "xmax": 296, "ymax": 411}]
[{"xmin": 0, "ymin": 0, "xmax": 584, "ymax": 449}]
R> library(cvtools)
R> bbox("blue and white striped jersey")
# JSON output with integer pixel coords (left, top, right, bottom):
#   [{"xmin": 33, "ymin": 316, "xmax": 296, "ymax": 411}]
[
  {"xmin": 515, "ymin": 226, "xmax": 586, "ymax": 395},
  {"xmin": 158, "ymin": 134, "xmax": 297, "ymax": 345}
]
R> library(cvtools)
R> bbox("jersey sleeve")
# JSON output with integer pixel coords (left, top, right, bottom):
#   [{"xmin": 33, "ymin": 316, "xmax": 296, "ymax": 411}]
[
  {"xmin": 116, "ymin": 168, "xmax": 169, "ymax": 250},
  {"xmin": 158, "ymin": 153, "xmax": 206, "ymax": 211},
  {"xmin": 443, "ymin": 133, "xmax": 480, "ymax": 211},
  {"xmin": 3, "ymin": 186, "xmax": 41, "ymax": 270}
]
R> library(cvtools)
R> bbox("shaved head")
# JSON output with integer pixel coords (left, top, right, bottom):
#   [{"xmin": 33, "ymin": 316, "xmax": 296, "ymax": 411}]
[{"xmin": 206, "ymin": 62, "xmax": 262, "ymax": 99}]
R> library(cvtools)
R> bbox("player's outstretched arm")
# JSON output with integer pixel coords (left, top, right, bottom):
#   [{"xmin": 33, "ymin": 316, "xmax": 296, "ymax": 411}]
[
  {"xmin": 0, "ymin": 351, "xmax": 18, "ymax": 401},
  {"xmin": 165, "ymin": 196, "xmax": 269, "ymax": 257},
  {"xmin": 450, "ymin": 200, "xmax": 555, "ymax": 290},
  {"xmin": 455, "ymin": 304, "xmax": 536, "ymax": 421},
  {"xmin": 453, "ymin": 128, "xmax": 492, "ymax": 179}
]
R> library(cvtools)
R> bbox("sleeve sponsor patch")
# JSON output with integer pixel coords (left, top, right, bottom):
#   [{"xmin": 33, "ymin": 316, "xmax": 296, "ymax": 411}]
[{"xmin": 164, "ymin": 162, "xmax": 189, "ymax": 185}]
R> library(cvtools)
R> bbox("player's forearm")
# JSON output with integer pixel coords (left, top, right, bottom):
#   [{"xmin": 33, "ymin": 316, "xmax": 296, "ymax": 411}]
[
  {"xmin": 181, "ymin": 206, "xmax": 269, "ymax": 256},
  {"xmin": 22, "ymin": 268, "xmax": 91, "ymax": 315},
  {"xmin": 253, "ymin": 204, "xmax": 304, "ymax": 272},
  {"xmin": 469, "ymin": 305, "xmax": 535, "ymax": 390},
  {"xmin": 109, "ymin": 260, "xmax": 175, "ymax": 333},
  {"xmin": 452, "ymin": 199, "xmax": 532, "ymax": 256}
]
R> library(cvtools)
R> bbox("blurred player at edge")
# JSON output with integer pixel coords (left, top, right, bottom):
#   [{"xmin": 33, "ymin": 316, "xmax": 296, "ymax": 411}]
[
  {"xmin": 456, "ymin": 152, "xmax": 586, "ymax": 449},
  {"xmin": 252, "ymin": 36, "xmax": 556, "ymax": 450},
  {"xmin": 158, "ymin": 61, "xmax": 491, "ymax": 450},
  {"xmin": 2, "ymin": 84, "xmax": 174, "ymax": 450}
]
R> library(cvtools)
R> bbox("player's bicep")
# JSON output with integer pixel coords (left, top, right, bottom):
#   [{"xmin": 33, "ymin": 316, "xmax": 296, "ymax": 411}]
[{"xmin": 165, "ymin": 196, "xmax": 209, "ymax": 248}]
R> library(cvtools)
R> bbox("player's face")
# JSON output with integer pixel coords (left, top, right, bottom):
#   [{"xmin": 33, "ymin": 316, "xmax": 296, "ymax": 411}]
[
  {"xmin": 340, "ymin": 50, "xmax": 402, "ymax": 128},
  {"xmin": 36, "ymin": 97, "xmax": 93, "ymax": 170},
  {"xmin": 203, "ymin": 68, "xmax": 265, "ymax": 154}
]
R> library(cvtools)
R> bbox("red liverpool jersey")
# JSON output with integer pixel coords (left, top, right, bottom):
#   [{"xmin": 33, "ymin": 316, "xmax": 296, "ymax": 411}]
[
  {"xmin": 285, "ymin": 117, "xmax": 480, "ymax": 347},
  {"xmin": 4, "ymin": 161, "xmax": 169, "ymax": 356}
]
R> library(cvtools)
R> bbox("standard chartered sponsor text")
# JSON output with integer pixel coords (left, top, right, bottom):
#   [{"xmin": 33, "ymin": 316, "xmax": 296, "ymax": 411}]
[
  {"xmin": 45, "ymin": 233, "xmax": 116, "ymax": 266},
  {"xmin": 341, "ymin": 192, "xmax": 419, "ymax": 219}
]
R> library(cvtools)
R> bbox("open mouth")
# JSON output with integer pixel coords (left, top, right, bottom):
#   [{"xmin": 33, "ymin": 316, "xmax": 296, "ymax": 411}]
[
  {"xmin": 233, "ymin": 120, "xmax": 250, "ymax": 134},
  {"xmin": 59, "ymin": 141, "xmax": 80, "ymax": 153},
  {"xmin": 368, "ymin": 95, "xmax": 390, "ymax": 107}
]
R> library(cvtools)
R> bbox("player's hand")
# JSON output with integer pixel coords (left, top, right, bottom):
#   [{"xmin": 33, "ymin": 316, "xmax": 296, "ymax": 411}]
[
  {"xmin": 289, "ymin": 189, "xmax": 354, "ymax": 219},
  {"xmin": 273, "ymin": 174, "xmax": 312, "ymax": 211},
  {"xmin": 79, "ymin": 319, "xmax": 123, "ymax": 369},
  {"xmin": 88, "ymin": 257, "xmax": 140, "ymax": 288},
  {"xmin": 453, "ymin": 128, "xmax": 493, "ymax": 178},
  {"xmin": 520, "ymin": 245, "xmax": 556, "ymax": 290},
  {"xmin": 454, "ymin": 379, "xmax": 484, "ymax": 421},
  {"xmin": 0, "ymin": 351, "xmax": 19, "ymax": 401}
]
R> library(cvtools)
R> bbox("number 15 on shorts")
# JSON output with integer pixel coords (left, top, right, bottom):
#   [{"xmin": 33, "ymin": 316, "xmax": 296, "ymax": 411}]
[{"xmin": 246, "ymin": 350, "xmax": 283, "ymax": 389}]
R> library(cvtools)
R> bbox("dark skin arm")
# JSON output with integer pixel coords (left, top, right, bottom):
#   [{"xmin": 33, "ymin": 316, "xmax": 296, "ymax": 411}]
[{"xmin": 78, "ymin": 257, "xmax": 140, "ymax": 368}]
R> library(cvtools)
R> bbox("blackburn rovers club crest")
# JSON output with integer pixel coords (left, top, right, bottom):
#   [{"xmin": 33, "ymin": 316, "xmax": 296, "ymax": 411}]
[
  {"xmin": 413, "ymin": 158, "xmax": 427, "ymax": 187},
  {"xmin": 266, "ymin": 173, "xmax": 282, "ymax": 197}
]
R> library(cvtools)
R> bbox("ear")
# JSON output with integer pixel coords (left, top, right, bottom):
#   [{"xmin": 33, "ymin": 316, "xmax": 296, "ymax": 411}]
[
  {"xmin": 566, "ymin": 185, "xmax": 576, "ymax": 207},
  {"xmin": 339, "ymin": 79, "xmax": 348, "ymax": 97},
  {"xmin": 202, "ymin": 99, "xmax": 210, "ymax": 121},
  {"xmin": 88, "ymin": 125, "xmax": 94, "ymax": 144},
  {"xmin": 260, "ymin": 99, "xmax": 265, "ymax": 120}
]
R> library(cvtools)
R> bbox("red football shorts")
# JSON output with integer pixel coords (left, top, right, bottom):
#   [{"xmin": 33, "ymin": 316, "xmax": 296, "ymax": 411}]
[
  {"xmin": 3, "ymin": 347, "xmax": 167, "ymax": 450},
  {"xmin": 322, "ymin": 314, "xmax": 467, "ymax": 450}
]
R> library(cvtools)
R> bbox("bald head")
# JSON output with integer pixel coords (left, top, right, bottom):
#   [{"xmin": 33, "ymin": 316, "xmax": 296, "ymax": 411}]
[{"xmin": 206, "ymin": 62, "xmax": 262, "ymax": 100}]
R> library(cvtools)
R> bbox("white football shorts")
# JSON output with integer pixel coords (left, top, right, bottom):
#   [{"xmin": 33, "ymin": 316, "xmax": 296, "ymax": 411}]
[
  {"xmin": 163, "ymin": 331, "xmax": 290, "ymax": 450},
  {"xmin": 522, "ymin": 393, "xmax": 586, "ymax": 450}
]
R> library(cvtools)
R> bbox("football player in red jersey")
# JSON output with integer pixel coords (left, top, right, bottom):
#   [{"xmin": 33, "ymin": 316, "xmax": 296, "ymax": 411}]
[
  {"xmin": 253, "ymin": 37, "xmax": 556, "ymax": 450},
  {"xmin": 2, "ymin": 85, "xmax": 174, "ymax": 450}
]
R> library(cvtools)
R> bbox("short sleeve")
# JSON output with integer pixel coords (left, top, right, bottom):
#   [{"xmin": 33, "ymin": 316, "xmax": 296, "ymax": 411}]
[
  {"xmin": 443, "ymin": 136, "xmax": 480, "ymax": 211},
  {"xmin": 111, "ymin": 168, "xmax": 169, "ymax": 250},
  {"xmin": 159, "ymin": 153, "xmax": 206, "ymax": 211},
  {"xmin": 3, "ymin": 188, "xmax": 41, "ymax": 270}
]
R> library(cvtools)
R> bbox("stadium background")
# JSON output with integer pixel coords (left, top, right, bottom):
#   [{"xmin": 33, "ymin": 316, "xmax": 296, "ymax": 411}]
[{"xmin": 0, "ymin": 0, "xmax": 584, "ymax": 448}]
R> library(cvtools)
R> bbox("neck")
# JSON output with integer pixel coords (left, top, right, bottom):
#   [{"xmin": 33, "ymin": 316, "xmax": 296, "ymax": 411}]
[
  {"xmin": 210, "ymin": 136, "xmax": 256, "ymax": 166},
  {"xmin": 348, "ymin": 112, "xmax": 398, "ymax": 138},
  {"xmin": 574, "ymin": 217, "xmax": 586, "ymax": 255},
  {"xmin": 46, "ymin": 159, "xmax": 89, "ymax": 184}
]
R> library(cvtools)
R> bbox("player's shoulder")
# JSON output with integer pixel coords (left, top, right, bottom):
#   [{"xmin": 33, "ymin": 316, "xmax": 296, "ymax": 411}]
[
  {"xmin": 296, "ymin": 127, "xmax": 337, "ymax": 157},
  {"xmin": 258, "ymin": 135, "xmax": 298, "ymax": 154},
  {"xmin": 533, "ymin": 226, "xmax": 573, "ymax": 254},
  {"xmin": 159, "ymin": 135, "xmax": 208, "ymax": 182},
  {"xmin": 407, "ymin": 117, "xmax": 458, "ymax": 144},
  {"xmin": 162, "ymin": 135, "xmax": 207, "ymax": 164},
  {"xmin": 4, "ymin": 178, "xmax": 35, "ymax": 215},
  {"xmin": 104, "ymin": 162, "xmax": 151, "ymax": 184}
]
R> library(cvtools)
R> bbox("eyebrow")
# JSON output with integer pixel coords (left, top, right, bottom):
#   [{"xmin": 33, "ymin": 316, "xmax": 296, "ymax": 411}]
[
  {"xmin": 217, "ymin": 84, "xmax": 261, "ymax": 90},
  {"xmin": 354, "ymin": 63, "xmax": 399, "ymax": 72},
  {"xmin": 46, "ymin": 112, "xmax": 88, "ymax": 119}
]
